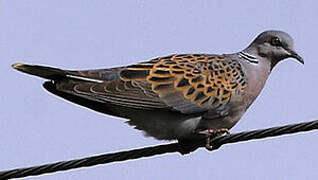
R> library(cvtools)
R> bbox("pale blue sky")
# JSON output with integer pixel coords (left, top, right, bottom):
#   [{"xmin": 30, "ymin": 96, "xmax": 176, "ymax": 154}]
[{"xmin": 1, "ymin": 0, "xmax": 318, "ymax": 179}]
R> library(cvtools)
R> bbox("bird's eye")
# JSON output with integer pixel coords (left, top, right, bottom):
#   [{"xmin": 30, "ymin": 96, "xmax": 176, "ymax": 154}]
[{"xmin": 271, "ymin": 37, "xmax": 282, "ymax": 46}]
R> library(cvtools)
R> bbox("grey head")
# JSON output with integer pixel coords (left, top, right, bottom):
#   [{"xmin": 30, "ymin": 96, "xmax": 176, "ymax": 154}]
[{"xmin": 244, "ymin": 30, "xmax": 304, "ymax": 68}]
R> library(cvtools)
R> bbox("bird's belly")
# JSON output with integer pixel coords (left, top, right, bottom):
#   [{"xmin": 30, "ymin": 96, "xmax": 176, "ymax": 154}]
[
  {"xmin": 127, "ymin": 109, "xmax": 203, "ymax": 140},
  {"xmin": 196, "ymin": 103, "xmax": 246, "ymax": 132},
  {"xmin": 127, "ymin": 104, "xmax": 246, "ymax": 141}
]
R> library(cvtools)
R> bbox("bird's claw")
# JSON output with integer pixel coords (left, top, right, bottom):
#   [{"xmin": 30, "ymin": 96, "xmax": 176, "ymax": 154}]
[{"xmin": 199, "ymin": 128, "xmax": 230, "ymax": 151}]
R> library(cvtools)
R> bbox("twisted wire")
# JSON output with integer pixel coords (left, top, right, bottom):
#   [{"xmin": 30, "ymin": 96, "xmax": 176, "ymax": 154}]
[{"xmin": 1, "ymin": 120, "xmax": 317, "ymax": 180}]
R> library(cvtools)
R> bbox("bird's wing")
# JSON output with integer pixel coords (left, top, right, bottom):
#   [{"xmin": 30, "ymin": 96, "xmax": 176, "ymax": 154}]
[
  {"xmin": 118, "ymin": 54, "xmax": 247, "ymax": 114},
  {"xmin": 54, "ymin": 68, "xmax": 169, "ymax": 110},
  {"xmin": 13, "ymin": 54, "xmax": 247, "ymax": 114},
  {"xmin": 74, "ymin": 54, "xmax": 246, "ymax": 113},
  {"xmin": 54, "ymin": 54, "xmax": 247, "ymax": 114}
]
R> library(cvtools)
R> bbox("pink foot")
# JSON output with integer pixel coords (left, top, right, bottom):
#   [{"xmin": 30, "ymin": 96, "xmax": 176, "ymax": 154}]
[{"xmin": 198, "ymin": 128, "xmax": 230, "ymax": 150}]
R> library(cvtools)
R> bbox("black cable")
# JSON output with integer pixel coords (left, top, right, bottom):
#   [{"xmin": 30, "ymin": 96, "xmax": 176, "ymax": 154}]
[{"xmin": 1, "ymin": 120, "xmax": 317, "ymax": 180}]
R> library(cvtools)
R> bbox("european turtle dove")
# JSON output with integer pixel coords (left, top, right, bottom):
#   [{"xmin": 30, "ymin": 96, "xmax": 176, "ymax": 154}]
[{"xmin": 12, "ymin": 30, "xmax": 304, "ymax": 150}]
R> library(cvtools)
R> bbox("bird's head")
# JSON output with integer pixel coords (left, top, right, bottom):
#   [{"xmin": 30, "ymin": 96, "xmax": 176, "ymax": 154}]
[{"xmin": 246, "ymin": 30, "xmax": 304, "ymax": 68}]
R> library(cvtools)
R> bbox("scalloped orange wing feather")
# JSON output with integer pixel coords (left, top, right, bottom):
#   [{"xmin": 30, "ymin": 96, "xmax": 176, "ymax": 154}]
[{"xmin": 119, "ymin": 54, "xmax": 247, "ymax": 114}]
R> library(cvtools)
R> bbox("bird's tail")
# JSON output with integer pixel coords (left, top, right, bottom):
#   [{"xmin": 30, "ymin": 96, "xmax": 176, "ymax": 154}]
[{"xmin": 12, "ymin": 63, "xmax": 67, "ymax": 80}]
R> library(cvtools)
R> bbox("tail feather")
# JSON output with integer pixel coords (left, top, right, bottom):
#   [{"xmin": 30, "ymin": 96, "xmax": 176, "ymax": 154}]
[{"xmin": 12, "ymin": 63, "xmax": 67, "ymax": 80}]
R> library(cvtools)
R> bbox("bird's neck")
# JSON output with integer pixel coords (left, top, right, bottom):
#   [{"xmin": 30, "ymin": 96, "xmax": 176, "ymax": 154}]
[
  {"xmin": 241, "ymin": 48, "xmax": 279, "ymax": 71},
  {"xmin": 238, "ymin": 51, "xmax": 259, "ymax": 64},
  {"xmin": 235, "ymin": 51, "xmax": 272, "ymax": 109}
]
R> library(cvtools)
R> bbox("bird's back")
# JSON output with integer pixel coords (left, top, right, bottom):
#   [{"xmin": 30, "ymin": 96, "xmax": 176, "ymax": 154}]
[{"xmin": 13, "ymin": 53, "xmax": 251, "ymax": 140}]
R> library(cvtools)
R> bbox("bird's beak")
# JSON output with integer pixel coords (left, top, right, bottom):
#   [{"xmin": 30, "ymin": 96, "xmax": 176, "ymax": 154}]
[{"xmin": 288, "ymin": 49, "xmax": 304, "ymax": 64}]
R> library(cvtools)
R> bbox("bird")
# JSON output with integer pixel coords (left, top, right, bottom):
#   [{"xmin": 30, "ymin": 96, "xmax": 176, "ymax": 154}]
[{"xmin": 12, "ymin": 30, "xmax": 304, "ymax": 150}]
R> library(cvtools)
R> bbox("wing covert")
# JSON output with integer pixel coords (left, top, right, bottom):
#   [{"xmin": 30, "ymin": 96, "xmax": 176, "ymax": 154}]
[{"xmin": 119, "ymin": 54, "xmax": 247, "ymax": 114}]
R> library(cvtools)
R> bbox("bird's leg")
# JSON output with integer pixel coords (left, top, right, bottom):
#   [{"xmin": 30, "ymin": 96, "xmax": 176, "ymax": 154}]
[{"xmin": 198, "ymin": 128, "xmax": 230, "ymax": 150}]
